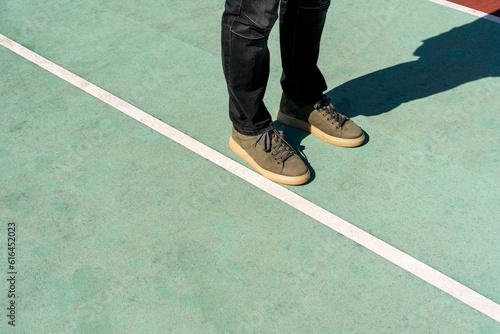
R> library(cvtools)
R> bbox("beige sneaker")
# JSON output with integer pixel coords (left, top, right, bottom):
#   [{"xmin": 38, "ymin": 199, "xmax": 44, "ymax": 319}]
[
  {"xmin": 229, "ymin": 128, "xmax": 310, "ymax": 185},
  {"xmin": 277, "ymin": 93, "xmax": 365, "ymax": 147}
]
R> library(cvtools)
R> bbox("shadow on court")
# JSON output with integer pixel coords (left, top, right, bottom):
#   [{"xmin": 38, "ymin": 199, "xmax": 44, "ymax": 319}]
[{"xmin": 327, "ymin": 14, "xmax": 500, "ymax": 118}]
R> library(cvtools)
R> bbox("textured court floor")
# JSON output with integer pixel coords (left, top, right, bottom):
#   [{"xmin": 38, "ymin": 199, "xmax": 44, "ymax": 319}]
[{"xmin": 1, "ymin": 0, "xmax": 499, "ymax": 333}]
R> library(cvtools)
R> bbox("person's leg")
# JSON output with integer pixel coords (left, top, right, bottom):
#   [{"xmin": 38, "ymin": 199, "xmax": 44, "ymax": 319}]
[
  {"xmin": 222, "ymin": 0, "xmax": 310, "ymax": 185},
  {"xmin": 277, "ymin": 0, "xmax": 365, "ymax": 147},
  {"xmin": 279, "ymin": 0, "xmax": 330, "ymax": 106},
  {"xmin": 221, "ymin": 0, "xmax": 280, "ymax": 136}
]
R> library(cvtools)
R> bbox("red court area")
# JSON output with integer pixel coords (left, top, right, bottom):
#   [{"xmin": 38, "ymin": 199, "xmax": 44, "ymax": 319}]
[{"xmin": 449, "ymin": 0, "xmax": 500, "ymax": 16}]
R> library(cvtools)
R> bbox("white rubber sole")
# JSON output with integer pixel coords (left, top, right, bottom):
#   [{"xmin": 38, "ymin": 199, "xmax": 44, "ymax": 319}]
[
  {"xmin": 277, "ymin": 110, "xmax": 365, "ymax": 148},
  {"xmin": 229, "ymin": 136, "xmax": 310, "ymax": 186}
]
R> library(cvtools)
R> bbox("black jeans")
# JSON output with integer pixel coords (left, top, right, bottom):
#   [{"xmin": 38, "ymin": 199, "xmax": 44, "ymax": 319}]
[{"xmin": 222, "ymin": 0, "xmax": 331, "ymax": 135}]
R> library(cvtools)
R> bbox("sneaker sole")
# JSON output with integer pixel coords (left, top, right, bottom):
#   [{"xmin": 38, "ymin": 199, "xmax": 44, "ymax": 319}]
[
  {"xmin": 229, "ymin": 136, "xmax": 310, "ymax": 186},
  {"xmin": 277, "ymin": 110, "xmax": 365, "ymax": 148}
]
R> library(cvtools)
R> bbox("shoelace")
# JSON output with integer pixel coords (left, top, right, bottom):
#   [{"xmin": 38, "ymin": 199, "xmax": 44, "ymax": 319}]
[
  {"xmin": 253, "ymin": 129, "xmax": 295, "ymax": 164},
  {"xmin": 314, "ymin": 96, "xmax": 347, "ymax": 128}
]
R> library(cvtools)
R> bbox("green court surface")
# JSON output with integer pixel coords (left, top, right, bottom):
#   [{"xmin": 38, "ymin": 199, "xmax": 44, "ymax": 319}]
[{"xmin": 1, "ymin": 0, "xmax": 499, "ymax": 333}]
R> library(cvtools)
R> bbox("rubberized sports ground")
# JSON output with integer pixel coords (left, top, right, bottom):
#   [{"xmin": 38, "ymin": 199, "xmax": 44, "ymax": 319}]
[{"xmin": 1, "ymin": 0, "xmax": 499, "ymax": 332}]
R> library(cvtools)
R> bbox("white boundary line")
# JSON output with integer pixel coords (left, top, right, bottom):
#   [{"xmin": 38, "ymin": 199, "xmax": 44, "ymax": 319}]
[
  {"xmin": 428, "ymin": 0, "xmax": 500, "ymax": 24},
  {"xmin": 1, "ymin": 33, "xmax": 499, "ymax": 323}
]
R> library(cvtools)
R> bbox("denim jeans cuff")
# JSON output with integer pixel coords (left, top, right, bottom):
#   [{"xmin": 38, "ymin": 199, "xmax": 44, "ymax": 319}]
[{"xmin": 233, "ymin": 122, "xmax": 274, "ymax": 136}]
